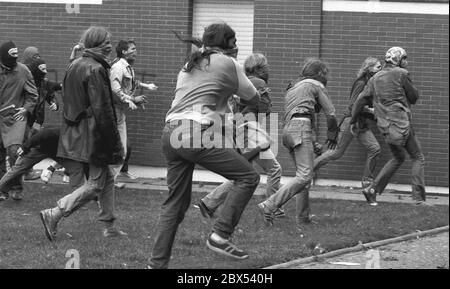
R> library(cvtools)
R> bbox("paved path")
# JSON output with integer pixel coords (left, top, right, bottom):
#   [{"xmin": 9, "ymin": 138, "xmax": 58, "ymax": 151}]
[{"xmin": 289, "ymin": 232, "xmax": 449, "ymax": 269}]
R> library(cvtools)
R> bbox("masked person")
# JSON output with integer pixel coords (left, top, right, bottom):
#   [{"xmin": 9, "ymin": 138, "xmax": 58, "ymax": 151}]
[
  {"xmin": 313, "ymin": 57, "xmax": 382, "ymax": 190},
  {"xmin": 350, "ymin": 47, "xmax": 427, "ymax": 206},
  {"xmin": 257, "ymin": 57, "xmax": 339, "ymax": 228},
  {"xmin": 39, "ymin": 26, "xmax": 126, "ymax": 242},
  {"xmin": 0, "ymin": 41, "xmax": 38, "ymax": 201},
  {"xmin": 148, "ymin": 22, "xmax": 260, "ymax": 269}
]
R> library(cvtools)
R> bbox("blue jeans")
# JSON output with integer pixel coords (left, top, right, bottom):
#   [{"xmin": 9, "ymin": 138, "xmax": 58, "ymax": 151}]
[
  {"xmin": 262, "ymin": 118, "xmax": 313, "ymax": 222},
  {"xmin": 314, "ymin": 117, "xmax": 381, "ymax": 185},
  {"xmin": 373, "ymin": 127, "xmax": 426, "ymax": 201},
  {"xmin": 150, "ymin": 121, "xmax": 260, "ymax": 269}
]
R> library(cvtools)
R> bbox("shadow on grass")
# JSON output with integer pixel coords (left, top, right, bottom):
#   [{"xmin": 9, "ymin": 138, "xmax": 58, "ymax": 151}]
[{"xmin": 0, "ymin": 183, "xmax": 448, "ymax": 269}]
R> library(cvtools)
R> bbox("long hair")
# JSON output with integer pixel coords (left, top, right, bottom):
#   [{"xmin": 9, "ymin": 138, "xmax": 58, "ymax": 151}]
[
  {"xmin": 80, "ymin": 26, "xmax": 111, "ymax": 49},
  {"xmin": 183, "ymin": 22, "xmax": 236, "ymax": 72},
  {"xmin": 300, "ymin": 57, "xmax": 329, "ymax": 86},
  {"xmin": 244, "ymin": 53, "xmax": 269, "ymax": 82},
  {"xmin": 356, "ymin": 57, "xmax": 380, "ymax": 79}
]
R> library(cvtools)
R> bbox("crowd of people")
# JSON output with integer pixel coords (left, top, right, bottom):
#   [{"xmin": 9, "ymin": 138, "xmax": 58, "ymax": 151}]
[{"xmin": 0, "ymin": 22, "xmax": 428, "ymax": 268}]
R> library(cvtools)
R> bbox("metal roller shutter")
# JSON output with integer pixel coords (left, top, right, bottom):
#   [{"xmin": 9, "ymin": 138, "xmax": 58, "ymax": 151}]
[{"xmin": 192, "ymin": 0, "xmax": 254, "ymax": 64}]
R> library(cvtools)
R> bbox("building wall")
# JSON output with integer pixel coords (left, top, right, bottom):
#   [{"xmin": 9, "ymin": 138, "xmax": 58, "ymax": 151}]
[{"xmin": 0, "ymin": 0, "xmax": 448, "ymax": 186}]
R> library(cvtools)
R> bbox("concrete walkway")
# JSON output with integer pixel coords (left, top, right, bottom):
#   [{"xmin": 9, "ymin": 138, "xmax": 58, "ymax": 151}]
[{"xmin": 287, "ymin": 231, "xmax": 449, "ymax": 269}]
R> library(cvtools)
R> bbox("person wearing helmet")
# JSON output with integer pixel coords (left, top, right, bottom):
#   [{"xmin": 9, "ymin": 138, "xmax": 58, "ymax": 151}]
[{"xmin": 350, "ymin": 47, "xmax": 427, "ymax": 206}]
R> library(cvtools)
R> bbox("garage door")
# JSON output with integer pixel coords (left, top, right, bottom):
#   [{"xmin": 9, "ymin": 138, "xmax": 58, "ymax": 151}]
[{"xmin": 192, "ymin": 0, "xmax": 254, "ymax": 64}]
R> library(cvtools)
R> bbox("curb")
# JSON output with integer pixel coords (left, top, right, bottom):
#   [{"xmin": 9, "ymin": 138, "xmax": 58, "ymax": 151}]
[{"xmin": 264, "ymin": 225, "xmax": 450, "ymax": 269}]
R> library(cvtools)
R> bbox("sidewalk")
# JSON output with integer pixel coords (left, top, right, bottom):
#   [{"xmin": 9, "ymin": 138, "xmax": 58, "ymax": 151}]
[{"xmin": 284, "ymin": 231, "xmax": 449, "ymax": 269}]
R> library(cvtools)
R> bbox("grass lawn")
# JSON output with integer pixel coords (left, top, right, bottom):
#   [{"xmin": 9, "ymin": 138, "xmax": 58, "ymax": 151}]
[{"xmin": 0, "ymin": 182, "xmax": 448, "ymax": 269}]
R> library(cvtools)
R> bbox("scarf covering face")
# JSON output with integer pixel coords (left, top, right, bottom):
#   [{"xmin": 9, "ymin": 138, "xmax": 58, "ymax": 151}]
[
  {"xmin": 0, "ymin": 41, "xmax": 18, "ymax": 69},
  {"xmin": 23, "ymin": 46, "xmax": 40, "ymax": 65},
  {"xmin": 29, "ymin": 58, "xmax": 47, "ymax": 87}
]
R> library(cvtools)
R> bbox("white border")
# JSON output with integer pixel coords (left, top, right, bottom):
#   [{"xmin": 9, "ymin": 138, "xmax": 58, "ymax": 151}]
[
  {"xmin": 323, "ymin": 0, "xmax": 449, "ymax": 15},
  {"xmin": 0, "ymin": 0, "xmax": 101, "ymax": 4}
]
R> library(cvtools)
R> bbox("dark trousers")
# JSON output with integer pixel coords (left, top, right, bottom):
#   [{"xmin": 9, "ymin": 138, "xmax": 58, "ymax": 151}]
[
  {"xmin": 0, "ymin": 148, "xmax": 86, "ymax": 193},
  {"xmin": 373, "ymin": 128, "xmax": 426, "ymax": 201},
  {"xmin": 150, "ymin": 122, "xmax": 260, "ymax": 269},
  {"xmin": 0, "ymin": 144, "xmax": 22, "ymax": 194}
]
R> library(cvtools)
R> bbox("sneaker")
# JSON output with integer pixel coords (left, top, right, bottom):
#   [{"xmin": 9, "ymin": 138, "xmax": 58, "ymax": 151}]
[
  {"xmin": 206, "ymin": 235, "xmax": 249, "ymax": 260},
  {"xmin": 298, "ymin": 214, "xmax": 318, "ymax": 225},
  {"xmin": 62, "ymin": 175, "xmax": 70, "ymax": 183},
  {"xmin": 414, "ymin": 200, "xmax": 432, "ymax": 206},
  {"xmin": 196, "ymin": 200, "xmax": 215, "ymax": 218},
  {"xmin": 40, "ymin": 169, "xmax": 53, "ymax": 183},
  {"xmin": 120, "ymin": 171, "xmax": 138, "ymax": 180},
  {"xmin": 24, "ymin": 170, "xmax": 41, "ymax": 180},
  {"xmin": 273, "ymin": 208, "xmax": 286, "ymax": 219},
  {"xmin": 39, "ymin": 208, "xmax": 60, "ymax": 242},
  {"xmin": 362, "ymin": 187, "xmax": 378, "ymax": 206},
  {"xmin": 0, "ymin": 192, "xmax": 8, "ymax": 201},
  {"xmin": 10, "ymin": 191, "xmax": 24, "ymax": 201},
  {"xmin": 257, "ymin": 202, "xmax": 274, "ymax": 226},
  {"xmin": 115, "ymin": 182, "xmax": 126, "ymax": 189},
  {"xmin": 103, "ymin": 227, "xmax": 128, "ymax": 238}
]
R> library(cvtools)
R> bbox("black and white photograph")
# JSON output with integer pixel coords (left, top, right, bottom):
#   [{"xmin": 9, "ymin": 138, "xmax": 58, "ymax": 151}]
[{"xmin": 0, "ymin": 0, "xmax": 448, "ymax": 278}]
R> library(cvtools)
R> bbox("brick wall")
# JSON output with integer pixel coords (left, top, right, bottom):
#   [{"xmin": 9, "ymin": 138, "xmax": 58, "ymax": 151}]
[
  {"xmin": 1, "ymin": 1, "xmax": 448, "ymax": 186},
  {"xmin": 316, "ymin": 11, "xmax": 449, "ymax": 187},
  {"xmin": 0, "ymin": 0, "xmax": 192, "ymax": 168}
]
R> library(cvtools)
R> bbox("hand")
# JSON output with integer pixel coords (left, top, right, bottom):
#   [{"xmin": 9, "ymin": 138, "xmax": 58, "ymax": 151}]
[
  {"xmin": 143, "ymin": 83, "xmax": 158, "ymax": 91},
  {"xmin": 325, "ymin": 138, "xmax": 338, "ymax": 150},
  {"xmin": 73, "ymin": 44, "xmax": 84, "ymax": 52},
  {"xmin": 17, "ymin": 147, "xmax": 24, "ymax": 156},
  {"xmin": 350, "ymin": 123, "xmax": 359, "ymax": 136},
  {"xmin": 313, "ymin": 142, "xmax": 323, "ymax": 156},
  {"xmin": 126, "ymin": 100, "xmax": 138, "ymax": 110},
  {"xmin": 363, "ymin": 105, "xmax": 374, "ymax": 114},
  {"xmin": 133, "ymin": 95, "xmax": 147, "ymax": 105},
  {"xmin": 49, "ymin": 102, "xmax": 58, "ymax": 111},
  {"xmin": 13, "ymin": 108, "xmax": 27, "ymax": 122}
]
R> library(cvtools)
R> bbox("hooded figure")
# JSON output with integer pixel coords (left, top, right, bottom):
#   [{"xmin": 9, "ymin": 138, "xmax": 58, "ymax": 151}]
[
  {"xmin": 0, "ymin": 41, "xmax": 19, "ymax": 69},
  {"xmin": 27, "ymin": 58, "xmax": 59, "ymax": 127},
  {"xmin": 23, "ymin": 46, "xmax": 40, "ymax": 66}
]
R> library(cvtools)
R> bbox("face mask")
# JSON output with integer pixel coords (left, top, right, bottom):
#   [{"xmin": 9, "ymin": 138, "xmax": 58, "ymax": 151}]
[{"xmin": 0, "ymin": 42, "xmax": 18, "ymax": 69}]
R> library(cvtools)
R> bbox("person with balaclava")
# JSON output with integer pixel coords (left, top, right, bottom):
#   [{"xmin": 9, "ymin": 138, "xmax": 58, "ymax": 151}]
[
  {"xmin": 148, "ymin": 22, "xmax": 260, "ymax": 268},
  {"xmin": 0, "ymin": 41, "xmax": 38, "ymax": 201},
  {"xmin": 22, "ymin": 46, "xmax": 40, "ymax": 66},
  {"xmin": 39, "ymin": 26, "xmax": 126, "ymax": 242},
  {"xmin": 350, "ymin": 47, "xmax": 427, "ymax": 206},
  {"xmin": 27, "ymin": 58, "xmax": 59, "ymax": 129},
  {"xmin": 257, "ymin": 57, "xmax": 339, "ymax": 230}
]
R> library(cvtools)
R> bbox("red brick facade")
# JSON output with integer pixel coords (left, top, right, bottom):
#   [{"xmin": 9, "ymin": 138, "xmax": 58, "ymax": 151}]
[{"xmin": 0, "ymin": 0, "xmax": 448, "ymax": 186}]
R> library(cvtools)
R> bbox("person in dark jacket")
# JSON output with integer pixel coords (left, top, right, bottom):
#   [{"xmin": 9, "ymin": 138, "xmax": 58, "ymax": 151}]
[
  {"xmin": 0, "ymin": 41, "xmax": 38, "ymax": 200},
  {"xmin": 39, "ymin": 26, "xmax": 125, "ymax": 242},
  {"xmin": 351, "ymin": 46, "xmax": 427, "ymax": 206},
  {"xmin": 0, "ymin": 127, "xmax": 87, "ymax": 201},
  {"xmin": 313, "ymin": 57, "xmax": 382, "ymax": 191},
  {"xmin": 26, "ymin": 58, "xmax": 59, "ymax": 129}
]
